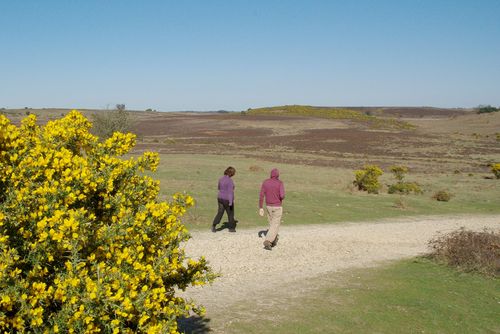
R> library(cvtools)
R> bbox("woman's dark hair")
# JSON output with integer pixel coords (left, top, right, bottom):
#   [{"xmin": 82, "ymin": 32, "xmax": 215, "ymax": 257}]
[{"xmin": 224, "ymin": 166, "xmax": 236, "ymax": 177}]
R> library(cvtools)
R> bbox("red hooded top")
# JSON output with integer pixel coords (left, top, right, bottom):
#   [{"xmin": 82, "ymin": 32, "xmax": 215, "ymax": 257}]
[{"xmin": 259, "ymin": 168, "xmax": 285, "ymax": 208}]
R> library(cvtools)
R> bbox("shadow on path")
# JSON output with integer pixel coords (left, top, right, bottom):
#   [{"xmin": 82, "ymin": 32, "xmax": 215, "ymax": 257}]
[
  {"xmin": 215, "ymin": 220, "xmax": 239, "ymax": 232},
  {"xmin": 178, "ymin": 315, "xmax": 212, "ymax": 333}
]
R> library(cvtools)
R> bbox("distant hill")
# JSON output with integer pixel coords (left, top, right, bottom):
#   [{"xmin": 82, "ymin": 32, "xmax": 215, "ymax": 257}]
[
  {"xmin": 246, "ymin": 105, "xmax": 418, "ymax": 129},
  {"xmin": 246, "ymin": 105, "xmax": 471, "ymax": 119}
]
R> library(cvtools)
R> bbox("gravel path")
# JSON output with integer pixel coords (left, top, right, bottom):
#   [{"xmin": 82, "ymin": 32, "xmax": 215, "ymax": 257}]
[{"xmin": 180, "ymin": 215, "xmax": 500, "ymax": 315}]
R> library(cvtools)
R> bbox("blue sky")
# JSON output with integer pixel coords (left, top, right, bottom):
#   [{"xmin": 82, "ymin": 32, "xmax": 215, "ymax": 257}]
[{"xmin": 1, "ymin": 0, "xmax": 499, "ymax": 111}]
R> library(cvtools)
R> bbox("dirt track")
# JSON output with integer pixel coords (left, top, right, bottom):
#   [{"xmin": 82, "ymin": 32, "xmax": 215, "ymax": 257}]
[{"xmin": 181, "ymin": 215, "xmax": 500, "ymax": 320}]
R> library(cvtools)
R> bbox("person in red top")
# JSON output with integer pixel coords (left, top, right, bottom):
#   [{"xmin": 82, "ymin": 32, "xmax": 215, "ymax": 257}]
[{"xmin": 259, "ymin": 168, "xmax": 285, "ymax": 250}]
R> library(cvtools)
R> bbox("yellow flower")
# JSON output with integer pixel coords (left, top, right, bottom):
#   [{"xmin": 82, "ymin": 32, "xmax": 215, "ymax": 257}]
[{"xmin": 0, "ymin": 110, "xmax": 213, "ymax": 332}]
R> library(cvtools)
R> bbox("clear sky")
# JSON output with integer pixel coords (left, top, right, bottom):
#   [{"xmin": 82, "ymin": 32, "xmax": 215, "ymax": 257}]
[{"xmin": 1, "ymin": 0, "xmax": 499, "ymax": 111}]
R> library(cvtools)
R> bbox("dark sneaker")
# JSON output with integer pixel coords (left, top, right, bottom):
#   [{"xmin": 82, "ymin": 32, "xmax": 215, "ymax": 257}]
[
  {"xmin": 263, "ymin": 240, "xmax": 272, "ymax": 250},
  {"xmin": 228, "ymin": 228, "xmax": 236, "ymax": 232},
  {"xmin": 271, "ymin": 235, "xmax": 279, "ymax": 247},
  {"xmin": 211, "ymin": 225, "xmax": 217, "ymax": 233}
]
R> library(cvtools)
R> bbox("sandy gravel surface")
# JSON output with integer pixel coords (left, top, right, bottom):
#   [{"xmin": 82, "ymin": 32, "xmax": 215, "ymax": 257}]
[{"xmin": 181, "ymin": 215, "xmax": 500, "ymax": 314}]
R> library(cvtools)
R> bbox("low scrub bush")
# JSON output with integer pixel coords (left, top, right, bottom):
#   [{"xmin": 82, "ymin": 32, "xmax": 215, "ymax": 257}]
[
  {"xmin": 249, "ymin": 165, "xmax": 264, "ymax": 172},
  {"xmin": 353, "ymin": 165, "xmax": 383, "ymax": 194},
  {"xmin": 0, "ymin": 111, "xmax": 214, "ymax": 333},
  {"xmin": 428, "ymin": 228, "xmax": 500, "ymax": 277},
  {"xmin": 388, "ymin": 182, "xmax": 422, "ymax": 195},
  {"xmin": 432, "ymin": 190, "xmax": 452, "ymax": 202}
]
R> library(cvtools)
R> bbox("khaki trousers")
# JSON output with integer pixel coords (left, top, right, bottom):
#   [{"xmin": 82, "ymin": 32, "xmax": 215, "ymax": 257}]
[{"xmin": 265, "ymin": 206, "xmax": 282, "ymax": 244}]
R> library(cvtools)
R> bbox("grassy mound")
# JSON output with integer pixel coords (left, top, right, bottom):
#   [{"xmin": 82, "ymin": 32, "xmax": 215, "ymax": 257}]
[{"xmin": 246, "ymin": 105, "xmax": 414, "ymax": 129}]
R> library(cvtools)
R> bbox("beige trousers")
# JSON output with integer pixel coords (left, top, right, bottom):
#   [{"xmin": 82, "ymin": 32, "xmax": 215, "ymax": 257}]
[{"xmin": 264, "ymin": 206, "xmax": 282, "ymax": 244}]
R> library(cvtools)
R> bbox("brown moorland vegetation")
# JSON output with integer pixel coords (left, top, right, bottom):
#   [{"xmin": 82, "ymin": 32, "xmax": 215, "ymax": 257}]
[{"xmin": 2, "ymin": 106, "xmax": 499, "ymax": 173}]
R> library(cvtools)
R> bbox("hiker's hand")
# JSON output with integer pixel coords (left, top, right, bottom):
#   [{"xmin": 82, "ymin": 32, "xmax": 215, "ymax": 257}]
[{"xmin": 259, "ymin": 208, "xmax": 264, "ymax": 217}]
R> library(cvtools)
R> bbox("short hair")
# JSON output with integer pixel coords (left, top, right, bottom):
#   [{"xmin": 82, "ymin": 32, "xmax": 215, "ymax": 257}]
[{"xmin": 224, "ymin": 166, "xmax": 236, "ymax": 177}]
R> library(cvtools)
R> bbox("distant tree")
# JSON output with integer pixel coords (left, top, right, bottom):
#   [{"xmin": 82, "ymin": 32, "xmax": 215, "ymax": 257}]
[
  {"xmin": 92, "ymin": 103, "xmax": 131, "ymax": 139},
  {"xmin": 116, "ymin": 103, "xmax": 126, "ymax": 112},
  {"xmin": 476, "ymin": 105, "xmax": 499, "ymax": 114}
]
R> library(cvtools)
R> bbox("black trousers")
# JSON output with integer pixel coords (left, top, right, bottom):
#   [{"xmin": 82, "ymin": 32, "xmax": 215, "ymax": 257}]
[{"xmin": 212, "ymin": 198, "xmax": 235, "ymax": 227}]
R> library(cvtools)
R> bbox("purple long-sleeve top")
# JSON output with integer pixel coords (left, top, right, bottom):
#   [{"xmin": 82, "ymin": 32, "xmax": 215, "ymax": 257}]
[
  {"xmin": 217, "ymin": 175, "xmax": 235, "ymax": 205},
  {"xmin": 259, "ymin": 168, "xmax": 285, "ymax": 208}
]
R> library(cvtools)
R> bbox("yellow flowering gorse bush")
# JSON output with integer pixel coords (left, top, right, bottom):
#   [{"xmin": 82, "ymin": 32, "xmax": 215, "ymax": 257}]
[
  {"xmin": 0, "ymin": 111, "xmax": 214, "ymax": 333},
  {"xmin": 491, "ymin": 163, "xmax": 500, "ymax": 179},
  {"xmin": 353, "ymin": 164, "xmax": 383, "ymax": 194}
]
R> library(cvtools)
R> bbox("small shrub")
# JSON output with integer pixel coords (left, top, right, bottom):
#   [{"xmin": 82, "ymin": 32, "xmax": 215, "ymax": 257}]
[
  {"xmin": 388, "ymin": 182, "xmax": 422, "ymax": 195},
  {"xmin": 390, "ymin": 165, "xmax": 408, "ymax": 181},
  {"xmin": 249, "ymin": 165, "xmax": 263, "ymax": 172},
  {"xmin": 491, "ymin": 163, "xmax": 500, "ymax": 179},
  {"xmin": 387, "ymin": 165, "xmax": 422, "ymax": 195},
  {"xmin": 428, "ymin": 228, "xmax": 500, "ymax": 277},
  {"xmin": 353, "ymin": 165, "xmax": 383, "ymax": 194},
  {"xmin": 433, "ymin": 190, "xmax": 452, "ymax": 201}
]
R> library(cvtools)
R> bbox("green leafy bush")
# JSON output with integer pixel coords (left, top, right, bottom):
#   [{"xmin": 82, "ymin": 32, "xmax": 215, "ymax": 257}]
[
  {"xmin": 0, "ymin": 111, "xmax": 214, "ymax": 333},
  {"xmin": 476, "ymin": 105, "xmax": 499, "ymax": 114},
  {"xmin": 353, "ymin": 165, "xmax": 383, "ymax": 194}
]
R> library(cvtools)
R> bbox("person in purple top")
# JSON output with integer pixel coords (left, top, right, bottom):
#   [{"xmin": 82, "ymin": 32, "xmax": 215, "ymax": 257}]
[
  {"xmin": 259, "ymin": 168, "xmax": 285, "ymax": 250},
  {"xmin": 212, "ymin": 166, "xmax": 236, "ymax": 232}
]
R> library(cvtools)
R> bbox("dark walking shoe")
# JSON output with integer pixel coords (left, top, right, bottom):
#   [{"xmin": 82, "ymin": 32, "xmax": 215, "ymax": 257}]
[
  {"xmin": 228, "ymin": 228, "xmax": 236, "ymax": 232},
  {"xmin": 211, "ymin": 225, "xmax": 217, "ymax": 233},
  {"xmin": 271, "ymin": 235, "xmax": 279, "ymax": 247},
  {"xmin": 263, "ymin": 240, "xmax": 272, "ymax": 250}
]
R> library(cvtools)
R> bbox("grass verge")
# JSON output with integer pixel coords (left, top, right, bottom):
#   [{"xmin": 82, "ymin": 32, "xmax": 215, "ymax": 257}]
[
  {"xmin": 151, "ymin": 154, "xmax": 500, "ymax": 231},
  {"xmin": 220, "ymin": 258, "xmax": 500, "ymax": 333}
]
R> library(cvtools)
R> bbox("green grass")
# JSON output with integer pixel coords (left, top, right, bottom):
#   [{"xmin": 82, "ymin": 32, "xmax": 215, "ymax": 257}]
[
  {"xmin": 152, "ymin": 154, "xmax": 500, "ymax": 231},
  {"xmin": 223, "ymin": 258, "xmax": 500, "ymax": 333}
]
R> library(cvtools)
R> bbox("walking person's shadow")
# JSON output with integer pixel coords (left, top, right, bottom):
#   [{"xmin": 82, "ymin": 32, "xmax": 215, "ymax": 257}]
[{"xmin": 215, "ymin": 220, "xmax": 239, "ymax": 232}]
